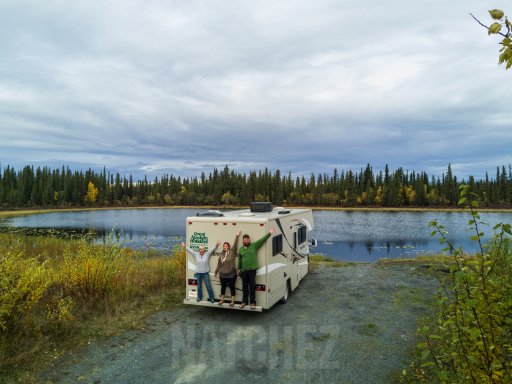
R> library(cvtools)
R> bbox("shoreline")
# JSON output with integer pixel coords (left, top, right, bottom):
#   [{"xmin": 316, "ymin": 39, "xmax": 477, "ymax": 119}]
[{"xmin": 1, "ymin": 205, "xmax": 512, "ymax": 218}]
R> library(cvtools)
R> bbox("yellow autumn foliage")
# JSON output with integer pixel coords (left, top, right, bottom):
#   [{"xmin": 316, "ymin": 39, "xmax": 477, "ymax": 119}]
[
  {"xmin": 0, "ymin": 250, "xmax": 49, "ymax": 333},
  {"xmin": 0, "ymin": 233, "xmax": 186, "ymax": 379}
]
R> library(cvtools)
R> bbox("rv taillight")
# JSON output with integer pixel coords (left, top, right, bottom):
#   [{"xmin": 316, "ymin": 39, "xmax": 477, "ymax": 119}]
[
  {"xmin": 188, "ymin": 279, "xmax": 198, "ymax": 286},
  {"xmin": 255, "ymin": 284, "xmax": 266, "ymax": 292}
]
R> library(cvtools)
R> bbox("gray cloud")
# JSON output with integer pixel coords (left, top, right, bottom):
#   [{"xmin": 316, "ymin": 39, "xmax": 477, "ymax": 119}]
[{"xmin": 0, "ymin": 0, "xmax": 511, "ymax": 181}]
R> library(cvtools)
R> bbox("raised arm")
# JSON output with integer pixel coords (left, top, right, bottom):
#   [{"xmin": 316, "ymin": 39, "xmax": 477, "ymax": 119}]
[
  {"xmin": 182, "ymin": 242, "xmax": 194, "ymax": 256},
  {"xmin": 231, "ymin": 230, "xmax": 241, "ymax": 252},
  {"xmin": 205, "ymin": 240, "xmax": 221, "ymax": 258},
  {"xmin": 252, "ymin": 228, "xmax": 275, "ymax": 250}
]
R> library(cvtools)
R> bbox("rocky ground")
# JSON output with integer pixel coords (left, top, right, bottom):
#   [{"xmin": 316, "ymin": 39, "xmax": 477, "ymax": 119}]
[{"xmin": 39, "ymin": 263, "xmax": 438, "ymax": 384}]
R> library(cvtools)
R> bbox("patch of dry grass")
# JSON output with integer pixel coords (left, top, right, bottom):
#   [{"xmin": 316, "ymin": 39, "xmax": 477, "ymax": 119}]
[{"xmin": 0, "ymin": 234, "xmax": 185, "ymax": 382}]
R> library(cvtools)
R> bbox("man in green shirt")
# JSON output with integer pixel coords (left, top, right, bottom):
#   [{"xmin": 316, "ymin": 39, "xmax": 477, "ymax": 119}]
[{"xmin": 237, "ymin": 227, "xmax": 274, "ymax": 309}]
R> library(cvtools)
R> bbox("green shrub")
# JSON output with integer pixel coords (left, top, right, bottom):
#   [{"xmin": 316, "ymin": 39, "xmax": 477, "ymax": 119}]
[{"xmin": 403, "ymin": 185, "xmax": 512, "ymax": 383}]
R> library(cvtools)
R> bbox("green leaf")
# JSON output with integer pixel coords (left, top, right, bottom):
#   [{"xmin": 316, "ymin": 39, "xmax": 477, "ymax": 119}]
[
  {"xmin": 438, "ymin": 371, "xmax": 449, "ymax": 381},
  {"xmin": 489, "ymin": 9, "xmax": 505, "ymax": 20},
  {"xmin": 489, "ymin": 22, "xmax": 502, "ymax": 35},
  {"xmin": 467, "ymin": 354, "xmax": 479, "ymax": 364}
]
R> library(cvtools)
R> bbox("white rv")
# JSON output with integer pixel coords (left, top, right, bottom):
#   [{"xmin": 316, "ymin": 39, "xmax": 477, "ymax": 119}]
[{"xmin": 183, "ymin": 202, "xmax": 316, "ymax": 312}]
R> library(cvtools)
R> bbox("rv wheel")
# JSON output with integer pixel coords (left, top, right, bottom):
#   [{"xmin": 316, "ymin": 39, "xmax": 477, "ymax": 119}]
[{"xmin": 280, "ymin": 281, "xmax": 290, "ymax": 304}]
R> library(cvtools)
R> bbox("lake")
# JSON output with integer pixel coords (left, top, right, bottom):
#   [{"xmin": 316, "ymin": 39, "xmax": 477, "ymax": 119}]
[{"xmin": 1, "ymin": 208, "xmax": 511, "ymax": 262}]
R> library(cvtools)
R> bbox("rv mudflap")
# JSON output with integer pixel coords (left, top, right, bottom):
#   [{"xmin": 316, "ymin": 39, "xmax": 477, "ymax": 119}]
[{"xmin": 183, "ymin": 299, "xmax": 263, "ymax": 312}]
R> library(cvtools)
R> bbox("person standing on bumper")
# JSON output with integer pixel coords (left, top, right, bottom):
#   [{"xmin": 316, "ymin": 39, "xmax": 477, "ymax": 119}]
[
  {"xmin": 183, "ymin": 240, "xmax": 220, "ymax": 303},
  {"xmin": 237, "ymin": 228, "xmax": 274, "ymax": 309},
  {"xmin": 214, "ymin": 230, "xmax": 240, "ymax": 307}
]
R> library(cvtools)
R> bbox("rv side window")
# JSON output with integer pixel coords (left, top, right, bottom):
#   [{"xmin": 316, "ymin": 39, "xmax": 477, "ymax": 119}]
[
  {"xmin": 272, "ymin": 234, "xmax": 283, "ymax": 256},
  {"xmin": 298, "ymin": 225, "xmax": 307, "ymax": 245}
]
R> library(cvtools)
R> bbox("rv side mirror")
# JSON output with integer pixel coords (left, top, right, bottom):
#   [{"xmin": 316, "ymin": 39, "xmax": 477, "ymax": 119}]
[{"xmin": 310, "ymin": 239, "xmax": 317, "ymax": 247}]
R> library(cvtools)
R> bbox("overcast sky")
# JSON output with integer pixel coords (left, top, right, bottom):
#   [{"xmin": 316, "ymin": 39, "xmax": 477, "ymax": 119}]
[{"xmin": 1, "ymin": 0, "xmax": 510, "ymax": 181}]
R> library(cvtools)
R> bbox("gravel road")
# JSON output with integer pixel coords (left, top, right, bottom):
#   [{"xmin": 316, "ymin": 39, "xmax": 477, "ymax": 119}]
[{"xmin": 39, "ymin": 263, "xmax": 437, "ymax": 384}]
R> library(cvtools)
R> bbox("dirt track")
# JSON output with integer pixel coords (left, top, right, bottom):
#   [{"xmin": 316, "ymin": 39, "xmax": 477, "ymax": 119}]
[{"xmin": 39, "ymin": 263, "xmax": 437, "ymax": 384}]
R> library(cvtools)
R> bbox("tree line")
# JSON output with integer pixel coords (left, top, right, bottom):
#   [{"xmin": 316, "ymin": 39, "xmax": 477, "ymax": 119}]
[{"xmin": 0, "ymin": 163, "xmax": 511, "ymax": 209}]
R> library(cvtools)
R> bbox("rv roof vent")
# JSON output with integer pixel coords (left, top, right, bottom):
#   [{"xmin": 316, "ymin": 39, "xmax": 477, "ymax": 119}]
[
  {"xmin": 250, "ymin": 202, "xmax": 273, "ymax": 212},
  {"xmin": 278, "ymin": 210, "xmax": 291, "ymax": 214},
  {"xmin": 239, "ymin": 212, "xmax": 255, "ymax": 217},
  {"xmin": 196, "ymin": 210, "xmax": 224, "ymax": 217}
]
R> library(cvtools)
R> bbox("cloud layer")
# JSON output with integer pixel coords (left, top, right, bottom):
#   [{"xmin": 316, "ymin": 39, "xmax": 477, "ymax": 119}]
[{"xmin": 1, "ymin": 0, "xmax": 511, "ymax": 180}]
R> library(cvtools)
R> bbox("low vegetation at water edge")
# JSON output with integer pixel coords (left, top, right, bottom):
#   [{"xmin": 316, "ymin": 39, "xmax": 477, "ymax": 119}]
[{"xmin": 0, "ymin": 234, "xmax": 185, "ymax": 382}]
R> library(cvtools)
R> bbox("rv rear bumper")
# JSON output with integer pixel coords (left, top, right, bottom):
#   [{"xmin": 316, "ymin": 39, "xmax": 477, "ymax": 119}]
[{"xmin": 183, "ymin": 299, "xmax": 263, "ymax": 312}]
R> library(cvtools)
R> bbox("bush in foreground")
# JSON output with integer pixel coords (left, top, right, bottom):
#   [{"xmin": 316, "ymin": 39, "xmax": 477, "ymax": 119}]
[{"xmin": 403, "ymin": 185, "xmax": 512, "ymax": 383}]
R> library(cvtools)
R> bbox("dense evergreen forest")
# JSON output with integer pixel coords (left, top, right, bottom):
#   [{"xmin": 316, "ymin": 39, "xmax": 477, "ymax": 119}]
[{"xmin": 1, "ymin": 163, "xmax": 511, "ymax": 209}]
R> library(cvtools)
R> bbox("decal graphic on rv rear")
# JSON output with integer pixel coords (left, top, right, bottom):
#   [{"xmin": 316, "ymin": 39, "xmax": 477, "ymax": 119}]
[{"xmin": 189, "ymin": 232, "xmax": 208, "ymax": 251}]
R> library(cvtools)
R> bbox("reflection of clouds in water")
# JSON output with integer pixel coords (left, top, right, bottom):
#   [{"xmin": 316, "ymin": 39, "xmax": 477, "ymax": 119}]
[
  {"xmin": 4, "ymin": 208, "xmax": 511, "ymax": 261},
  {"xmin": 311, "ymin": 210, "xmax": 510, "ymax": 244}
]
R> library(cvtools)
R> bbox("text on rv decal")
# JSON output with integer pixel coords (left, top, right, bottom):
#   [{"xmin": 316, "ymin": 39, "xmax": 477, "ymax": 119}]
[{"xmin": 189, "ymin": 232, "xmax": 208, "ymax": 251}]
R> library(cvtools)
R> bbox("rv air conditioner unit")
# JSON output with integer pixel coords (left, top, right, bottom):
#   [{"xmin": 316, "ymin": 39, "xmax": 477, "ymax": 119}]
[{"xmin": 250, "ymin": 202, "xmax": 273, "ymax": 212}]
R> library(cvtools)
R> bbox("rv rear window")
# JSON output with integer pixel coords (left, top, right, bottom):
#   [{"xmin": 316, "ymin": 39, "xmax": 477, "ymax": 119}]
[
  {"xmin": 272, "ymin": 234, "xmax": 283, "ymax": 256},
  {"xmin": 298, "ymin": 225, "xmax": 307, "ymax": 245}
]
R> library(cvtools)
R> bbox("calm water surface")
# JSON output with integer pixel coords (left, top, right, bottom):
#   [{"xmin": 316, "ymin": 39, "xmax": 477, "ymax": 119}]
[{"xmin": 2, "ymin": 208, "xmax": 511, "ymax": 262}]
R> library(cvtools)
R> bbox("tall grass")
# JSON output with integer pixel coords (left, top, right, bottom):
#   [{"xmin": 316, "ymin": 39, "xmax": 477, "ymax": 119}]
[{"xmin": 0, "ymin": 233, "xmax": 185, "ymax": 380}]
